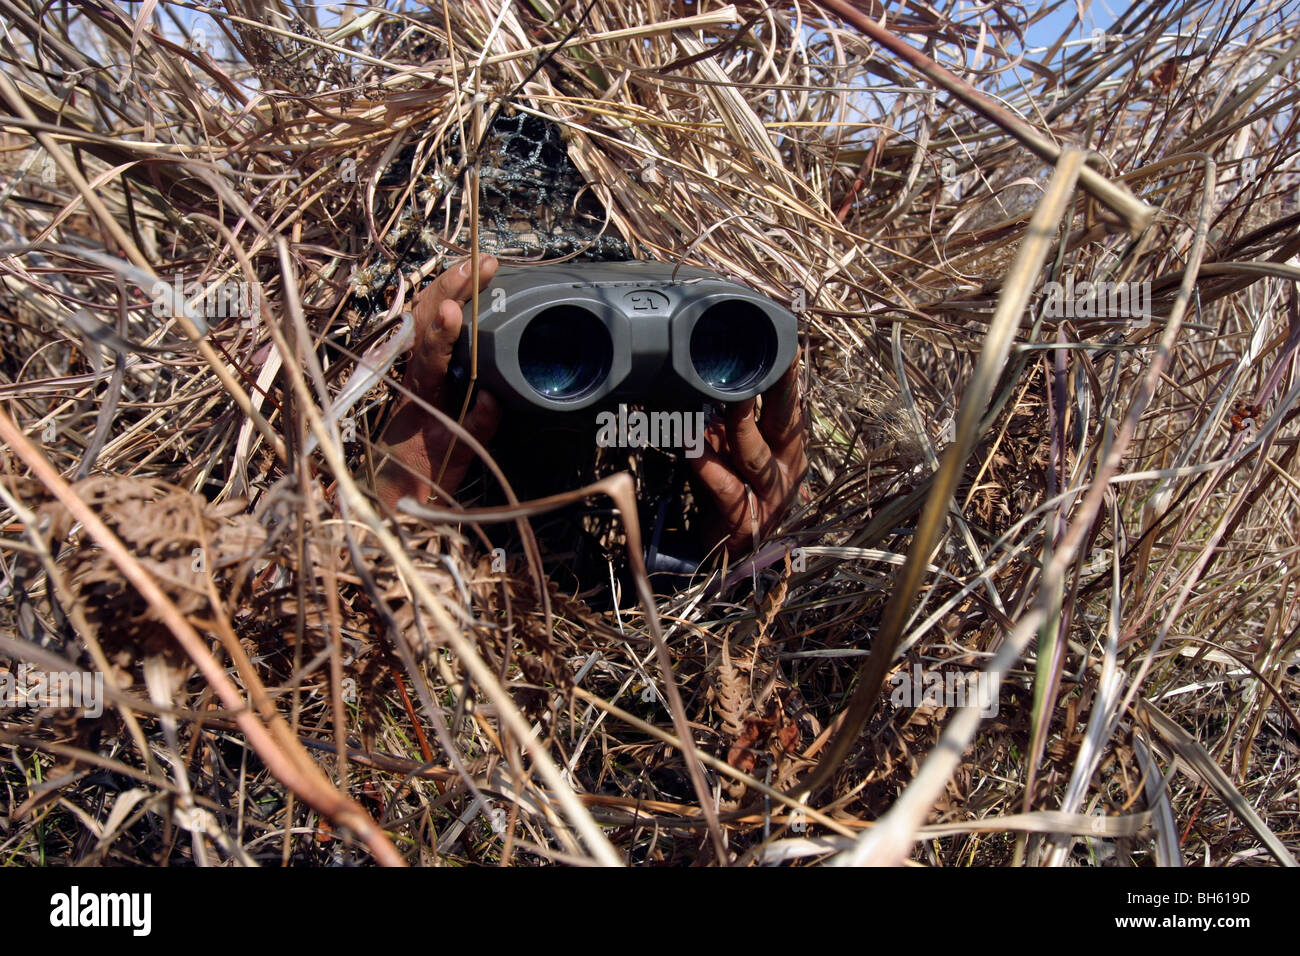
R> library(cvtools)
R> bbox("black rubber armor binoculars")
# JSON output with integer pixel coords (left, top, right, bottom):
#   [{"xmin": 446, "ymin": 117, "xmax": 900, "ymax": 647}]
[{"xmin": 454, "ymin": 261, "xmax": 798, "ymax": 412}]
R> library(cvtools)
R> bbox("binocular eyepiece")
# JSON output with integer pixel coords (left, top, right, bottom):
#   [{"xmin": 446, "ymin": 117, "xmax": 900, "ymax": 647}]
[{"xmin": 454, "ymin": 262, "xmax": 798, "ymax": 412}]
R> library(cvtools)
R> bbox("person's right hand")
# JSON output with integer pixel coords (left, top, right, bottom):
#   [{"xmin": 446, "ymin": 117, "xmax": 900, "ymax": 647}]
[
  {"xmin": 374, "ymin": 254, "xmax": 502, "ymax": 511},
  {"xmin": 689, "ymin": 351, "xmax": 808, "ymax": 558}
]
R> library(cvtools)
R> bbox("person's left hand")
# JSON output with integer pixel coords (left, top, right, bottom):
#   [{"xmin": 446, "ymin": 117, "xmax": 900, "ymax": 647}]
[
  {"xmin": 373, "ymin": 255, "xmax": 501, "ymax": 511},
  {"xmin": 689, "ymin": 350, "xmax": 808, "ymax": 557}
]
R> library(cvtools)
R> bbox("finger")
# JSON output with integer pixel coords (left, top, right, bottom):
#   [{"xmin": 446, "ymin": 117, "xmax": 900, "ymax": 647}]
[
  {"xmin": 409, "ymin": 256, "xmax": 500, "ymax": 397},
  {"xmin": 726, "ymin": 398, "xmax": 780, "ymax": 498},
  {"xmin": 411, "ymin": 254, "xmax": 499, "ymax": 345},
  {"xmin": 429, "ymin": 296, "xmax": 466, "ymax": 380},
  {"xmin": 688, "ymin": 440, "xmax": 750, "ymax": 544},
  {"xmin": 463, "ymin": 388, "xmax": 501, "ymax": 443},
  {"xmin": 431, "ymin": 253, "xmax": 500, "ymax": 308},
  {"xmin": 759, "ymin": 349, "xmax": 803, "ymax": 459},
  {"xmin": 703, "ymin": 416, "xmax": 728, "ymax": 456},
  {"xmin": 440, "ymin": 390, "xmax": 501, "ymax": 492}
]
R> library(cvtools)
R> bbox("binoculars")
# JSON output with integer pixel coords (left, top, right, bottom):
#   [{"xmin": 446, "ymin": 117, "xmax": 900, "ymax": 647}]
[{"xmin": 453, "ymin": 262, "xmax": 798, "ymax": 412}]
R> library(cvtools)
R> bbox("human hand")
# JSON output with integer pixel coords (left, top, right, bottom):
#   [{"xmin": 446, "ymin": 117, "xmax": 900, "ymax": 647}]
[
  {"xmin": 689, "ymin": 350, "xmax": 808, "ymax": 558},
  {"xmin": 374, "ymin": 254, "xmax": 502, "ymax": 511}
]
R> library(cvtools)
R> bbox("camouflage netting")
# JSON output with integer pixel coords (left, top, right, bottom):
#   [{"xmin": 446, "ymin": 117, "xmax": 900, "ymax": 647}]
[{"xmin": 351, "ymin": 109, "xmax": 633, "ymax": 314}]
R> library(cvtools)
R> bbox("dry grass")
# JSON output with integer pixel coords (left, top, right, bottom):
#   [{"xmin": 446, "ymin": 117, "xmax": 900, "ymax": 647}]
[{"xmin": 1, "ymin": 0, "xmax": 1298, "ymax": 866}]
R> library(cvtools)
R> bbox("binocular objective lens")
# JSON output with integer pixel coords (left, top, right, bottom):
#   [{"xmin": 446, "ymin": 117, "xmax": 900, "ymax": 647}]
[
  {"xmin": 690, "ymin": 301, "xmax": 777, "ymax": 393},
  {"xmin": 518, "ymin": 306, "xmax": 613, "ymax": 399}
]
